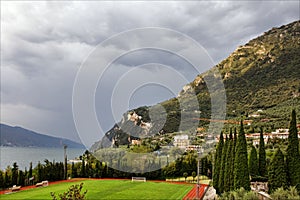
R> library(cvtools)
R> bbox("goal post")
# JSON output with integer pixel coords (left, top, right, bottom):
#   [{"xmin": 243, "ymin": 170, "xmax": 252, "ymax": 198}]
[{"xmin": 132, "ymin": 177, "xmax": 146, "ymax": 182}]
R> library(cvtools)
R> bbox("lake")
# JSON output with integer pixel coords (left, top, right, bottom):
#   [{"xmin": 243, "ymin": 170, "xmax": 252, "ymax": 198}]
[{"xmin": 0, "ymin": 147, "xmax": 86, "ymax": 170}]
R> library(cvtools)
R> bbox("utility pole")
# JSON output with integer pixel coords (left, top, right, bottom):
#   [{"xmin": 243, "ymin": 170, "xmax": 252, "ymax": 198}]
[
  {"xmin": 167, "ymin": 154, "xmax": 169, "ymax": 166},
  {"xmin": 197, "ymin": 146, "xmax": 204, "ymax": 200}
]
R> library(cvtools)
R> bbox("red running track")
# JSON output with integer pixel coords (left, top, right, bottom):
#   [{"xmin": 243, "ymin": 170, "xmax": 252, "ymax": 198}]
[
  {"xmin": 0, "ymin": 178, "xmax": 89, "ymax": 195},
  {"xmin": 183, "ymin": 184, "xmax": 208, "ymax": 200}
]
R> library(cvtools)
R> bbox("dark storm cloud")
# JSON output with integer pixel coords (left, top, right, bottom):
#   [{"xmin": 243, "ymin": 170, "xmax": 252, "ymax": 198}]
[{"xmin": 1, "ymin": 1, "xmax": 299, "ymax": 146}]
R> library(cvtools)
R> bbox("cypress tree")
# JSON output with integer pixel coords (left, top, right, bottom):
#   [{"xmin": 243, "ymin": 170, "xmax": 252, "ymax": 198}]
[
  {"xmin": 258, "ymin": 128, "xmax": 266, "ymax": 177},
  {"xmin": 219, "ymin": 134, "xmax": 228, "ymax": 193},
  {"xmin": 249, "ymin": 146, "xmax": 259, "ymax": 178},
  {"xmin": 11, "ymin": 162, "xmax": 18, "ymax": 186},
  {"xmin": 29, "ymin": 162, "xmax": 32, "ymax": 179},
  {"xmin": 24, "ymin": 168, "xmax": 28, "ymax": 186},
  {"xmin": 95, "ymin": 162, "xmax": 101, "ymax": 178},
  {"xmin": 224, "ymin": 130, "xmax": 233, "ymax": 192},
  {"xmin": 234, "ymin": 121, "xmax": 250, "ymax": 191},
  {"xmin": 59, "ymin": 162, "xmax": 64, "ymax": 180},
  {"xmin": 0, "ymin": 170, "xmax": 4, "ymax": 189},
  {"xmin": 37, "ymin": 161, "xmax": 42, "ymax": 182},
  {"xmin": 230, "ymin": 128, "xmax": 237, "ymax": 190},
  {"xmin": 18, "ymin": 170, "xmax": 24, "ymax": 186},
  {"xmin": 268, "ymin": 148, "xmax": 288, "ymax": 193},
  {"xmin": 286, "ymin": 109, "xmax": 300, "ymax": 191},
  {"xmin": 213, "ymin": 132, "xmax": 224, "ymax": 194},
  {"xmin": 201, "ymin": 157, "xmax": 208, "ymax": 175},
  {"xmin": 4, "ymin": 171, "xmax": 10, "ymax": 188},
  {"xmin": 80, "ymin": 159, "xmax": 86, "ymax": 177},
  {"xmin": 233, "ymin": 127, "xmax": 237, "ymax": 150},
  {"xmin": 71, "ymin": 162, "xmax": 77, "ymax": 178}
]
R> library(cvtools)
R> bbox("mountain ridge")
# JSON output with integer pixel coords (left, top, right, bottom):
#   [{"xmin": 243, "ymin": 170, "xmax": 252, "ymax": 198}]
[
  {"xmin": 93, "ymin": 20, "xmax": 300, "ymax": 150},
  {"xmin": 0, "ymin": 123, "xmax": 85, "ymax": 148},
  {"xmin": 179, "ymin": 20, "xmax": 299, "ymax": 116}
]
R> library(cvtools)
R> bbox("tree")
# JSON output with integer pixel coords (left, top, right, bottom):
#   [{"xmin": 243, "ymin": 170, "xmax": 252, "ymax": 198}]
[
  {"xmin": 29, "ymin": 162, "xmax": 33, "ymax": 179},
  {"xmin": 95, "ymin": 161, "xmax": 101, "ymax": 178},
  {"xmin": 154, "ymin": 143, "xmax": 160, "ymax": 151},
  {"xmin": 37, "ymin": 161, "xmax": 43, "ymax": 182},
  {"xmin": 71, "ymin": 162, "xmax": 77, "ymax": 178},
  {"xmin": 234, "ymin": 121, "xmax": 250, "ymax": 191},
  {"xmin": 268, "ymin": 148, "xmax": 288, "ymax": 193},
  {"xmin": 4, "ymin": 171, "xmax": 11, "ymax": 188},
  {"xmin": 249, "ymin": 146, "xmax": 259, "ymax": 178},
  {"xmin": 207, "ymin": 159, "xmax": 213, "ymax": 179},
  {"xmin": 18, "ymin": 170, "xmax": 25, "ymax": 186},
  {"xmin": 183, "ymin": 172, "xmax": 188, "ymax": 182},
  {"xmin": 85, "ymin": 163, "xmax": 91, "ymax": 178},
  {"xmin": 219, "ymin": 135, "xmax": 229, "ymax": 193},
  {"xmin": 80, "ymin": 159, "xmax": 86, "ymax": 178},
  {"xmin": 224, "ymin": 130, "xmax": 233, "ymax": 192},
  {"xmin": 201, "ymin": 157, "xmax": 209, "ymax": 176},
  {"xmin": 192, "ymin": 171, "xmax": 196, "ymax": 182},
  {"xmin": 213, "ymin": 132, "xmax": 224, "ymax": 194},
  {"xmin": 0, "ymin": 170, "xmax": 4, "ymax": 189},
  {"xmin": 59, "ymin": 162, "xmax": 64, "ymax": 180},
  {"xmin": 258, "ymin": 128, "xmax": 266, "ymax": 177},
  {"xmin": 24, "ymin": 168, "xmax": 28, "ymax": 186},
  {"xmin": 11, "ymin": 162, "xmax": 18, "ymax": 185},
  {"xmin": 286, "ymin": 110, "xmax": 300, "ymax": 192},
  {"xmin": 229, "ymin": 128, "xmax": 237, "ymax": 191}
]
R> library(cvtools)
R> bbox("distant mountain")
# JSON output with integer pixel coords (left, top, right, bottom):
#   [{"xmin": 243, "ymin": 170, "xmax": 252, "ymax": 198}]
[
  {"xmin": 92, "ymin": 20, "xmax": 300, "ymax": 149},
  {"xmin": 0, "ymin": 124, "xmax": 85, "ymax": 148}
]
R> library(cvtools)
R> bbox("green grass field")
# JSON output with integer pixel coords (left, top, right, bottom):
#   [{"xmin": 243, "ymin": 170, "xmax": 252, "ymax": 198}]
[{"xmin": 1, "ymin": 180, "xmax": 193, "ymax": 199}]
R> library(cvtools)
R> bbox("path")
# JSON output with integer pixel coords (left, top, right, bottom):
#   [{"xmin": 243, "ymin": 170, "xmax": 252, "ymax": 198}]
[
  {"xmin": 183, "ymin": 184, "xmax": 208, "ymax": 200},
  {"xmin": 0, "ymin": 178, "xmax": 86, "ymax": 195}
]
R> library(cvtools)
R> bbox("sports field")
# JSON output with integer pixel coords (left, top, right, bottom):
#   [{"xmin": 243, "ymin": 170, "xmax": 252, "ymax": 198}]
[{"xmin": 1, "ymin": 179, "xmax": 193, "ymax": 199}]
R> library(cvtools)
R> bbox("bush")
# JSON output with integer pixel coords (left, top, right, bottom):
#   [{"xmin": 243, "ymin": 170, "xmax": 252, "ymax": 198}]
[
  {"xmin": 51, "ymin": 183, "xmax": 87, "ymax": 200},
  {"xmin": 219, "ymin": 188, "xmax": 259, "ymax": 200},
  {"xmin": 270, "ymin": 186, "xmax": 300, "ymax": 200},
  {"xmin": 244, "ymin": 191, "xmax": 260, "ymax": 200}
]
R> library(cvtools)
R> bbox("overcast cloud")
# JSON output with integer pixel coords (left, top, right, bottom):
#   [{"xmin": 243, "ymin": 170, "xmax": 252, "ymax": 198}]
[{"xmin": 1, "ymin": 1, "xmax": 299, "ymax": 147}]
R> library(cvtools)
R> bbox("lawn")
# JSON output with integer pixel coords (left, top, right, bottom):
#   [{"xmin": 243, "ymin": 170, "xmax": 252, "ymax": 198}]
[{"xmin": 0, "ymin": 180, "xmax": 193, "ymax": 199}]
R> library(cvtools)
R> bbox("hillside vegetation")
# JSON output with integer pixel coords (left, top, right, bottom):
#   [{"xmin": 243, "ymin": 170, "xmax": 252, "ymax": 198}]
[{"xmin": 94, "ymin": 20, "xmax": 300, "ymax": 148}]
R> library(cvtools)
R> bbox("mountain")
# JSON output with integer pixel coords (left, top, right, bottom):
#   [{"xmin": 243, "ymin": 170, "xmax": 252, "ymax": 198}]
[
  {"xmin": 93, "ymin": 20, "xmax": 300, "ymax": 149},
  {"xmin": 0, "ymin": 123, "xmax": 85, "ymax": 148},
  {"xmin": 177, "ymin": 20, "xmax": 300, "ymax": 128}
]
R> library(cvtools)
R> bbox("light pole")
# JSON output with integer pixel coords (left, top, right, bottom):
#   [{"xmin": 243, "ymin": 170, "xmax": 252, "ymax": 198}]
[
  {"xmin": 167, "ymin": 154, "xmax": 169, "ymax": 166},
  {"xmin": 196, "ymin": 146, "xmax": 204, "ymax": 200}
]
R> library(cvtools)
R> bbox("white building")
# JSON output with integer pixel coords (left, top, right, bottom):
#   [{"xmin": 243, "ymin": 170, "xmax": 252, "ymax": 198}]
[{"xmin": 173, "ymin": 135, "xmax": 189, "ymax": 149}]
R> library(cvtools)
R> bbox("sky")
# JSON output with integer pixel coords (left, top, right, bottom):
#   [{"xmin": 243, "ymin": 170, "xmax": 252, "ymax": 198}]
[{"xmin": 1, "ymin": 1, "xmax": 299, "ymax": 147}]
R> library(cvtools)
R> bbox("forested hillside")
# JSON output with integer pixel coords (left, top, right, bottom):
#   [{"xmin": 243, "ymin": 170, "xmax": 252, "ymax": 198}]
[{"xmin": 93, "ymin": 20, "xmax": 300, "ymax": 149}]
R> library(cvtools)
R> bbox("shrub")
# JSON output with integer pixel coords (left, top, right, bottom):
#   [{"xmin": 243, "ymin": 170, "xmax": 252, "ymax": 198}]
[
  {"xmin": 51, "ymin": 183, "xmax": 87, "ymax": 200},
  {"xmin": 219, "ymin": 188, "xmax": 259, "ymax": 200},
  {"xmin": 270, "ymin": 186, "xmax": 300, "ymax": 200}
]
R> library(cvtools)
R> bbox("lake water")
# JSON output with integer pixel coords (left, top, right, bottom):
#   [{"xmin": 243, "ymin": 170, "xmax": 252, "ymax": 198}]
[{"xmin": 0, "ymin": 147, "xmax": 86, "ymax": 170}]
